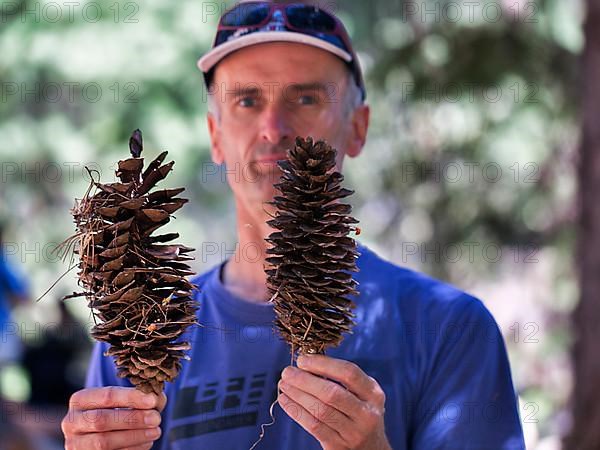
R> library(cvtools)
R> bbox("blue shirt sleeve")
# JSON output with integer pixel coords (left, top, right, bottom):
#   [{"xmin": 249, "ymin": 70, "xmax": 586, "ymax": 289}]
[{"xmin": 409, "ymin": 296, "xmax": 525, "ymax": 449}]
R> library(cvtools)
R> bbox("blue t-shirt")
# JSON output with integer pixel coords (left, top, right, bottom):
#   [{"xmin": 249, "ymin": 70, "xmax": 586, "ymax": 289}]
[{"xmin": 86, "ymin": 244, "xmax": 525, "ymax": 449}]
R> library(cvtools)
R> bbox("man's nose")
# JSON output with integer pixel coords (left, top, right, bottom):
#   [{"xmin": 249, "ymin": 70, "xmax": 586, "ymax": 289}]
[{"xmin": 260, "ymin": 104, "xmax": 293, "ymax": 145}]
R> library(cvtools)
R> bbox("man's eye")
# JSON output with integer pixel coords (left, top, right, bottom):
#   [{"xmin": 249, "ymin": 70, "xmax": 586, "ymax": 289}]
[
  {"xmin": 238, "ymin": 97, "xmax": 256, "ymax": 107},
  {"xmin": 298, "ymin": 95, "xmax": 318, "ymax": 105}
]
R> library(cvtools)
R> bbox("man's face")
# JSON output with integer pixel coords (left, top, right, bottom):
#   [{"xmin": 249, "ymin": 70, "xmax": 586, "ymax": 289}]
[{"xmin": 206, "ymin": 42, "xmax": 369, "ymax": 216}]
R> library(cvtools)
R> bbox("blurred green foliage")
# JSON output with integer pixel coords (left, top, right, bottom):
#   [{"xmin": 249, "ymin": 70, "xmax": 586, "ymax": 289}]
[{"xmin": 0, "ymin": 0, "xmax": 583, "ymax": 446}]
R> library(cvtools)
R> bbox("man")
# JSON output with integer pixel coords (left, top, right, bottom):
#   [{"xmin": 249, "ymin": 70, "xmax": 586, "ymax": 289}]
[{"xmin": 62, "ymin": 1, "xmax": 525, "ymax": 449}]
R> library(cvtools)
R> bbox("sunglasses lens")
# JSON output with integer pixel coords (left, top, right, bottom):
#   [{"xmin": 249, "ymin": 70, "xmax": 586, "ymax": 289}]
[
  {"xmin": 221, "ymin": 3, "xmax": 270, "ymax": 27},
  {"xmin": 286, "ymin": 5, "xmax": 337, "ymax": 32}
]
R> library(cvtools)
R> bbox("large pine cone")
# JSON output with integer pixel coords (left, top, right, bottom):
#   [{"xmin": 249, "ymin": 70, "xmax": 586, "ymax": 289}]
[
  {"xmin": 265, "ymin": 136, "xmax": 360, "ymax": 355},
  {"xmin": 68, "ymin": 129, "xmax": 198, "ymax": 394}
]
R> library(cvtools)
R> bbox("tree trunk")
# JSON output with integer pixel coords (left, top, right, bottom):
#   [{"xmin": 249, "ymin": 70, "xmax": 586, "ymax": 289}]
[{"xmin": 566, "ymin": 0, "xmax": 600, "ymax": 448}]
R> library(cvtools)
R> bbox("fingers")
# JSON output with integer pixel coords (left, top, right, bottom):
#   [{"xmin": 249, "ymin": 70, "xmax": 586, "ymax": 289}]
[
  {"xmin": 297, "ymin": 355, "xmax": 385, "ymax": 406},
  {"xmin": 281, "ymin": 366, "xmax": 364, "ymax": 419},
  {"xmin": 62, "ymin": 387, "xmax": 167, "ymax": 450},
  {"xmin": 279, "ymin": 379, "xmax": 364, "ymax": 448},
  {"xmin": 280, "ymin": 359, "xmax": 390, "ymax": 449},
  {"xmin": 68, "ymin": 427, "xmax": 161, "ymax": 450},
  {"xmin": 69, "ymin": 387, "xmax": 161, "ymax": 411},
  {"xmin": 279, "ymin": 392, "xmax": 344, "ymax": 449},
  {"xmin": 64, "ymin": 408, "xmax": 161, "ymax": 434},
  {"xmin": 156, "ymin": 392, "xmax": 168, "ymax": 413}
]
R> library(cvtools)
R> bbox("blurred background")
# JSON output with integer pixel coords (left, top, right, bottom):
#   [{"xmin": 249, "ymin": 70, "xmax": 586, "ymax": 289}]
[{"xmin": 0, "ymin": 0, "xmax": 597, "ymax": 448}]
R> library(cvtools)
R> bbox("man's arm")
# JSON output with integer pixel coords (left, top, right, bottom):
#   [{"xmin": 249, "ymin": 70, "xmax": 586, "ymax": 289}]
[
  {"xmin": 408, "ymin": 297, "xmax": 525, "ymax": 449},
  {"xmin": 276, "ymin": 295, "xmax": 525, "ymax": 450}
]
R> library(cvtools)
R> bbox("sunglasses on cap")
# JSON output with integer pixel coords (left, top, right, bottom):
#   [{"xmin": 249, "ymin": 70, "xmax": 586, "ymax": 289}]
[{"xmin": 212, "ymin": 1, "xmax": 366, "ymax": 101}]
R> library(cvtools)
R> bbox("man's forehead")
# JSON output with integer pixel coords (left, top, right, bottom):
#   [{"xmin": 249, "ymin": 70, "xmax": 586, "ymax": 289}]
[{"xmin": 215, "ymin": 71, "xmax": 346, "ymax": 95}]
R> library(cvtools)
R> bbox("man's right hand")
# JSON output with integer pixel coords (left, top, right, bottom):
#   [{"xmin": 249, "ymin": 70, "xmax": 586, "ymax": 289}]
[{"xmin": 61, "ymin": 386, "xmax": 166, "ymax": 450}]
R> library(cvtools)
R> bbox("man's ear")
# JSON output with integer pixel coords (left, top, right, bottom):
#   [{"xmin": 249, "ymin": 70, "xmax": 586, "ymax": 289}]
[
  {"xmin": 345, "ymin": 104, "xmax": 370, "ymax": 158},
  {"xmin": 207, "ymin": 111, "xmax": 224, "ymax": 165}
]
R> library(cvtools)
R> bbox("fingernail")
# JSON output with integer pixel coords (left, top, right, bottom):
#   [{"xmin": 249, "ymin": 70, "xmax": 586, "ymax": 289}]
[
  {"xmin": 145, "ymin": 427, "xmax": 161, "ymax": 439},
  {"xmin": 297, "ymin": 355, "xmax": 308, "ymax": 367},
  {"xmin": 144, "ymin": 411, "xmax": 160, "ymax": 426},
  {"xmin": 282, "ymin": 366, "xmax": 298, "ymax": 379}
]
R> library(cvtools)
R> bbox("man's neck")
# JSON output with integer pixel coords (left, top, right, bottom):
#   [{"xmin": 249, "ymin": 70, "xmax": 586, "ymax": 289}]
[{"xmin": 221, "ymin": 198, "xmax": 274, "ymax": 304}]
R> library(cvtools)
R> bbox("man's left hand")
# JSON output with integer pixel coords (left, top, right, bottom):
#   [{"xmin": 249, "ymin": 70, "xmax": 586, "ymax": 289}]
[{"xmin": 278, "ymin": 354, "xmax": 391, "ymax": 450}]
